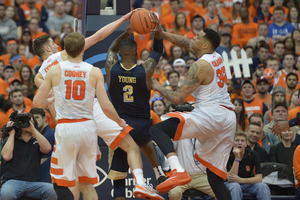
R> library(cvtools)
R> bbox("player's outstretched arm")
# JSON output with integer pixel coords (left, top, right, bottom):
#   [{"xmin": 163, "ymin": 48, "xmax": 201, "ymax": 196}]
[
  {"xmin": 105, "ymin": 26, "xmax": 133, "ymax": 88},
  {"xmin": 161, "ymin": 28, "xmax": 197, "ymax": 56},
  {"xmin": 152, "ymin": 60, "xmax": 210, "ymax": 104},
  {"xmin": 92, "ymin": 67, "xmax": 126, "ymax": 129},
  {"xmin": 84, "ymin": 10, "xmax": 135, "ymax": 50}
]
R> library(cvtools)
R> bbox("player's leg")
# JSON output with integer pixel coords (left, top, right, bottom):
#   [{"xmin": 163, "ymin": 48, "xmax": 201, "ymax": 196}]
[
  {"xmin": 78, "ymin": 182, "xmax": 98, "ymax": 200},
  {"xmin": 69, "ymin": 183, "xmax": 80, "ymax": 200},
  {"xmin": 54, "ymin": 183, "xmax": 75, "ymax": 200}
]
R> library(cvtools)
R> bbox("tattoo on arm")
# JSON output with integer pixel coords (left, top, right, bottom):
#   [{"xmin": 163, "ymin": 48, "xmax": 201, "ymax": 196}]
[
  {"xmin": 162, "ymin": 33, "xmax": 197, "ymax": 56},
  {"xmin": 143, "ymin": 57, "xmax": 157, "ymax": 75}
]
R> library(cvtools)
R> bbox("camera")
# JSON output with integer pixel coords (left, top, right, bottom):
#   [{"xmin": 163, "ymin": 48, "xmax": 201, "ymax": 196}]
[
  {"xmin": 3, "ymin": 112, "xmax": 31, "ymax": 139},
  {"xmin": 172, "ymin": 103, "xmax": 195, "ymax": 112}
]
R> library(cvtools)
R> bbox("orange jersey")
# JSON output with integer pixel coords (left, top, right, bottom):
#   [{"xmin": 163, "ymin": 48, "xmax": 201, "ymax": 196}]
[
  {"xmin": 0, "ymin": 78, "xmax": 6, "ymax": 96},
  {"xmin": 179, "ymin": 2, "xmax": 194, "ymax": 19},
  {"xmin": 7, "ymin": 106, "xmax": 31, "ymax": 115},
  {"xmin": 162, "ymin": 13, "xmax": 191, "ymax": 31},
  {"xmin": 231, "ymin": 22, "xmax": 258, "ymax": 47},
  {"xmin": 243, "ymin": 97, "xmax": 265, "ymax": 118},
  {"xmin": 151, "ymin": 110, "xmax": 162, "ymax": 125},
  {"xmin": 230, "ymin": 93, "xmax": 239, "ymax": 102},
  {"xmin": 190, "ymin": 3, "xmax": 206, "ymax": 16},
  {"xmin": 134, "ymin": 32, "xmax": 152, "ymax": 59},
  {"xmin": 253, "ymin": 93, "xmax": 272, "ymax": 109},
  {"xmin": 276, "ymin": 69, "xmax": 300, "ymax": 88},
  {"xmin": 203, "ymin": 14, "xmax": 220, "ymax": 28}
]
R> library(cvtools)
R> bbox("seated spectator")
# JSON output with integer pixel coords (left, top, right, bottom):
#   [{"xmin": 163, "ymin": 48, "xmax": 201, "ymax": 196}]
[
  {"xmin": 0, "ymin": 94, "xmax": 11, "ymax": 130},
  {"xmin": 269, "ymin": 0, "xmax": 289, "ymax": 17},
  {"xmin": 185, "ymin": 14, "xmax": 204, "ymax": 39},
  {"xmin": 265, "ymin": 58, "xmax": 279, "ymax": 89},
  {"xmin": 164, "ymin": 69, "xmax": 180, "ymax": 90},
  {"xmin": 285, "ymin": 72, "xmax": 298, "ymax": 101},
  {"xmin": 20, "ymin": 28, "xmax": 34, "ymax": 56},
  {"xmin": 18, "ymin": 43, "xmax": 33, "ymax": 59},
  {"xmin": 20, "ymin": 64, "xmax": 36, "ymax": 99},
  {"xmin": 7, "ymin": 89, "xmax": 31, "ymax": 114},
  {"xmin": 294, "ymin": 145, "xmax": 300, "ymax": 196},
  {"xmin": 288, "ymin": 89, "xmax": 300, "ymax": 110},
  {"xmin": 0, "ymin": 117, "xmax": 57, "ymax": 199},
  {"xmin": 18, "ymin": 0, "xmax": 48, "ymax": 26},
  {"xmin": 56, "ymin": 22, "xmax": 73, "ymax": 48},
  {"xmin": 284, "ymin": 37, "xmax": 296, "ymax": 56},
  {"xmin": 7, "ymin": 77, "xmax": 32, "ymax": 106},
  {"xmin": 241, "ymin": 79, "xmax": 268, "ymax": 118},
  {"xmin": 229, "ymin": 0, "xmax": 243, "ymax": 25},
  {"xmin": 171, "ymin": 12, "xmax": 190, "ymax": 36},
  {"xmin": 151, "ymin": 97, "xmax": 167, "ymax": 118},
  {"xmin": 27, "ymin": 17, "xmax": 47, "ymax": 40},
  {"xmin": 246, "ymin": 122, "xmax": 269, "ymax": 162},
  {"xmin": 233, "ymin": 98, "xmax": 248, "ymax": 131},
  {"xmin": 10, "ymin": 54, "xmax": 23, "ymax": 78},
  {"xmin": 264, "ymin": 102, "xmax": 289, "ymax": 134},
  {"xmin": 173, "ymin": 58, "xmax": 187, "ymax": 82},
  {"xmin": 169, "ymin": 45, "xmax": 184, "ymax": 65},
  {"xmin": 46, "ymin": 0, "xmax": 74, "ymax": 38},
  {"xmin": 269, "ymin": 126, "xmax": 297, "ymax": 170},
  {"xmin": 0, "ymin": 38, "xmax": 28, "ymax": 65},
  {"xmin": 5, "ymin": 5, "xmax": 22, "ymax": 40},
  {"xmin": 30, "ymin": 107, "xmax": 55, "ymax": 183},
  {"xmin": 267, "ymin": 7, "xmax": 295, "ymax": 42},
  {"xmin": 253, "ymin": 0, "xmax": 273, "ymax": 25},
  {"xmin": 0, "ymin": 35, "xmax": 5, "ymax": 56},
  {"xmin": 2, "ymin": 64, "xmax": 15, "ymax": 94},
  {"xmin": 252, "ymin": 64, "xmax": 267, "ymax": 85},
  {"xmin": 249, "ymin": 113, "xmax": 279, "ymax": 153},
  {"xmin": 45, "ymin": 0, "xmax": 55, "ymax": 18},
  {"xmin": 23, "ymin": 7, "xmax": 49, "ymax": 33},
  {"xmin": 272, "ymin": 41, "xmax": 285, "ymax": 68},
  {"xmin": 249, "ymin": 42, "xmax": 270, "ymax": 73},
  {"xmin": 0, "ymin": 4, "xmax": 18, "ymax": 49},
  {"xmin": 0, "ymin": 59, "xmax": 4, "ymax": 78},
  {"xmin": 287, "ymin": 6, "xmax": 300, "ymax": 30},
  {"xmin": 140, "ymin": 49, "xmax": 151, "ymax": 61},
  {"xmin": 168, "ymin": 139, "xmax": 215, "ymax": 200},
  {"xmin": 292, "ymin": 30, "xmax": 300, "ymax": 57},
  {"xmin": 277, "ymin": 54, "xmax": 297, "ymax": 88},
  {"xmin": 225, "ymin": 131, "xmax": 271, "ymax": 200},
  {"xmin": 65, "ymin": 0, "xmax": 76, "ymax": 17},
  {"xmin": 216, "ymin": 28, "xmax": 231, "ymax": 58},
  {"xmin": 202, "ymin": 0, "xmax": 220, "ymax": 28}
]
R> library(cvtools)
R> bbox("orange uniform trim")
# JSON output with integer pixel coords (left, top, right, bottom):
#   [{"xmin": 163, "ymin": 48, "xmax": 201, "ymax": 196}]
[
  {"xmin": 78, "ymin": 176, "xmax": 98, "ymax": 184},
  {"xmin": 165, "ymin": 112, "xmax": 186, "ymax": 141},
  {"xmin": 109, "ymin": 125, "xmax": 133, "ymax": 151},
  {"xmin": 57, "ymin": 118, "xmax": 90, "ymax": 124},
  {"xmin": 52, "ymin": 177, "xmax": 76, "ymax": 187},
  {"xmin": 194, "ymin": 153, "xmax": 227, "ymax": 180},
  {"xmin": 97, "ymin": 154, "xmax": 101, "ymax": 161},
  {"xmin": 50, "ymin": 167, "xmax": 63, "ymax": 175},
  {"xmin": 51, "ymin": 157, "xmax": 58, "ymax": 165}
]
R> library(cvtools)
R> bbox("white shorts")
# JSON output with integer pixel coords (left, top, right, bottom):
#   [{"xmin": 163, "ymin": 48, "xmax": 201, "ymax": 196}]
[
  {"xmin": 161, "ymin": 104, "xmax": 236, "ymax": 180},
  {"xmin": 93, "ymin": 99, "xmax": 131, "ymax": 150},
  {"xmin": 50, "ymin": 120, "xmax": 98, "ymax": 187}
]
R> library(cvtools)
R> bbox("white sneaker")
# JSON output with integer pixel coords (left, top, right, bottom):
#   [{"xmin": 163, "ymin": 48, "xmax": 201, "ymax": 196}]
[{"xmin": 133, "ymin": 184, "xmax": 165, "ymax": 200}]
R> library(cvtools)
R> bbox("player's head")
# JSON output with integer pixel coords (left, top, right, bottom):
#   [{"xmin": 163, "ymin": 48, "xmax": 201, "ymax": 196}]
[
  {"xmin": 64, "ymin": 32, "xmax": 85, "ymax": 58},
  {"xmin": 119, "ymin": 38, "xmax": 137, "ymax": 57},
  {"xmin": 193, "ymin": 28, "xmax": 220, "ymax": 53},
  {"xmin": 33, "ymin": 34, "xmax": 58, "ymax": 58}
]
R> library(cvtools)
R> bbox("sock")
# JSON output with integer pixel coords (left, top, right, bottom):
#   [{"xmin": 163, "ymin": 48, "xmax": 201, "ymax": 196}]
[
  {"xmin": 153, "ymin": 166, "xmax": 165, "ymax": 180},
  {"xmin": 168, "ymin": 156, "xmax": 185, "ymax": 172},
  {"xmin": 132, "ymin": 168, "xmax": 146, "ymax": 186}
]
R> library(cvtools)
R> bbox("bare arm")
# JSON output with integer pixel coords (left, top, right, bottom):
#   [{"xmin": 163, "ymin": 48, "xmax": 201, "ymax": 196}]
[
  {"xmin": 227, "ymin": 148, "xmax": 243, "ymax": 176},
  {"xmin": 152, "ymin": 60, "xmax": 211, "ymax": 104},
  {"xmin": 161, "ymin": 29, "xmax": 196, "ymax": 56},
  {"xmin": 105, "ymin": 27, "xmax": 133, "ymax": 88},
  {"xmin": 34, "ymin": 72, "xmax": 44, "ymax": 88},
  {"xmin": 1, "ymin": 124, "xmax": 15, "ymax": 161},
  {"xmin": 84, "ymin": 10, "xmax": 134, "ymax": 50}
]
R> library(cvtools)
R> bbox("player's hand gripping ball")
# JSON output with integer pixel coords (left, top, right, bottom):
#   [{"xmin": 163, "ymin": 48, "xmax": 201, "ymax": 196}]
[{"xmin": 130, "ymin": 8, "xmax": 156, "ymax": 34}]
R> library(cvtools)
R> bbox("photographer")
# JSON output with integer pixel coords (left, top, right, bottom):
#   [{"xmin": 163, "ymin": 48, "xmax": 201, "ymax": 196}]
[{"xmin": 0, "ymin": 112, "xmax": 57, "ymax": 200}]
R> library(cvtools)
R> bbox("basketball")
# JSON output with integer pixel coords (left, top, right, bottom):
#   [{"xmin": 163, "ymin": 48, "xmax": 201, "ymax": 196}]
[{"xmin": 130, "ymin": 9, "xmax": 155, "ymax": 34}]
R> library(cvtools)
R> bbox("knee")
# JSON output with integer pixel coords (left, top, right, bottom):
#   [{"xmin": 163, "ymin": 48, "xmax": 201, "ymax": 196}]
[
  {"xmin": 255, "ymin": 183, "xmax": 270, "ymax": 192},
  {"xmin": 228, "ymin": 182, "xmax": 242, "ymax": 194},
  {"xmin": 168, "ymin": 188, "xmax": 183, "ymax": 200},
  {"xmin": 0, "ymin": 189, "xmax": 17, "ymax": 199},
  {"xmin": 150, "ymin": 125, "xmax": 159, "ymax": 138}
]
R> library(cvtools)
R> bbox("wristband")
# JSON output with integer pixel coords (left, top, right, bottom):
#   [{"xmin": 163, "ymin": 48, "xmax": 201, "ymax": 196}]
[{"xmin": 234, "ymin": 159, "xmax": 240, "ymax": 162}]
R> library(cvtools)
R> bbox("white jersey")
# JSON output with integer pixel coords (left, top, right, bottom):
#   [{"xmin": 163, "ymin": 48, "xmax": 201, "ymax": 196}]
[
  {"xmin": 53, "ymin": 61, "xmax": 95, "ymax": 120},
  {"xmin": 192, "ymin": 52, "xmax": 234, "ymax": 109},
  {"xmin": 39, "ymin": 52, "xmax": 64, "ymax": 78}
]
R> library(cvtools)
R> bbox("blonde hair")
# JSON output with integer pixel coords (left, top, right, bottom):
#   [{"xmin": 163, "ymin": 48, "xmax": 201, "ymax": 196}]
[{"xmin": 278, "ymin": 127, "xmax": 297, "ymax": 142}]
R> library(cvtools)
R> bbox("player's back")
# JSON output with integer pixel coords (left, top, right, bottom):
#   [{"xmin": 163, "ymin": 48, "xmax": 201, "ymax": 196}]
[
  {"xmin": 53, "ymin": 61, "xmax": 95, "ymax": 120},
  {"xmin": 108, "ymin": 63, "xmax": 150, "ymax": 118},
  {"xmin": 193, "ymin": 52, "xmax": 233, "ymax": 109}
]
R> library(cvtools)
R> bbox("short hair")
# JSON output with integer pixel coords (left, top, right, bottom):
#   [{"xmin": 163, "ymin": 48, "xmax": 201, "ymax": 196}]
[
  {"xmin": 55, "ymin": 0, "xmax": 65, "ymax": 6},
  {"xmin": 64, "ymin": 32, "xmax": 85, "ymax": 58},
  {"xmin": 167, "ymin": 69, "xmax": 179, "ymax": 79},
  {"xmin": 286, "ymin": 72, "xmax": 298, "ymax": 82},
  {"xmin": 234, "ymin": 130, "xmax": 247, "ymax": 139},
  {"xmin": 0, "ymin": 3, "xmax": 6, "ymax": 8},
  {"xmin": 170, "ymin": 0, "xmax": 180, "ymax": 4},
  {"xmin": 119, "ymin": 38, "xmax": 137, "ymax": 51},
  {"xmin": 284, "ymin": 53, "xmax": 295, "ymax": 60},
  {"xmin": 274, "ymin": 6, "xmax": 285, "ymax": 13},
  {"xmin": 258, "ymin": 41, "xmax": 270, "ymax": 51},
  {"xmin": 266, "ymin": 57, "xmax": 279, "ymax": 64},
  {"xmin": 203, "ymin": 28, "xmax": 220, "ymax": 51},
  {"xmin": 9, "ymin": 89, "xmax": 23, "ymax": 99},
  {"xmin": 271, "ymin": 102, "xmax": 288, "ymax": 114},
  {"xmin": 246, "ymin": 122, "xmax": 261, "ymax": 131},
  {"xmin": 30, "ymin": 107, "xmax": 46, "ymax": 118},
  {"xmin": 33, "ymin": 34, "xmax": 51, "ymax": 58},
  {"xmin": 244, "ymin": 46, "xmax": 253, "ymax": 51},
  {"xmin": 249, "ymin": 113, "xmax": 264, "ymax": 123},
  {"xmin": 278, "ymin": 127, "xmax": 297, "ymax": 142},
  {"xmin": 274, "ymin": 41, "xmax": 284, "ymax": 48},
  {"xmin": 29, "ymin": 17, "xmax": 39, "ymax": 23},
  {"xmin": 258, "ymin": 22, "xmax": 268, "ymax": 29}
]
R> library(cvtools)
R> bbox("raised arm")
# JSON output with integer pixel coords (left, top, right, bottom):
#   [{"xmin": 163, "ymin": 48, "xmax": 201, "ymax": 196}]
[
  {"xmin": 152, "ymin": 60, "xmax": 212, "ymax": 104},
  {"xmin": 105, "ymin": 26, "xmax": 133, "ymax": 88},
  {"xmin": 84, "ymin": 10, "xmax": 135, "ymax": 50},
  {"xmin": 161, "ymin": 27, "xmax": 196, "ymax": 56}
]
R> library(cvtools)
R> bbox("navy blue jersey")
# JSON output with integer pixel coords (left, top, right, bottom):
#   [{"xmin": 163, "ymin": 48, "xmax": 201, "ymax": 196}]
[{"xmin": 108, "ymin": 62, "xmax": 150, "ymax": 118}]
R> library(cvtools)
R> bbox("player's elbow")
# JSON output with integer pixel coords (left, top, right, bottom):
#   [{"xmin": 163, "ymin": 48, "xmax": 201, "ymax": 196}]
[{"xmin": 33, "ymin": 98, "xmax": 42, "ymax": 108}]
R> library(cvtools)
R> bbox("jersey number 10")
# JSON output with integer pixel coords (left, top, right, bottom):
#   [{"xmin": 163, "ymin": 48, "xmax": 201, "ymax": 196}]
[{"xmin": 65, "ymin": 80, "xmax": 86, "ymax": 100}]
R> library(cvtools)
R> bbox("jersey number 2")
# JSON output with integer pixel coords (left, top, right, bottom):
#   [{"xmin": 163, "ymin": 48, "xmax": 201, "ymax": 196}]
[
  {"xmin": 65, "ymin": 80, "xmax": 85, "ymax": 100},
  {"xmin": 217, "ymin": 66, "xmax": 227, "ymax": 88},
  {"xmin": 123, "ymin": 85, "xmax": 134, "ymax": 102}
]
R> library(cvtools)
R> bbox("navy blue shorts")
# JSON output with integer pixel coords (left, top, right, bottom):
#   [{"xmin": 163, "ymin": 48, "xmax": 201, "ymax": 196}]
[{"xmin": 110, "ymin": 115, "xmax": 152, "ymax": 173}]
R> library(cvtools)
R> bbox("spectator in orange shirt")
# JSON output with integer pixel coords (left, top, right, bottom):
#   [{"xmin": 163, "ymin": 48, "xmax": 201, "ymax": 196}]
[
  {"xmin": 0, "ymin": 94, "xmax": 11, "ymax": 130},
  {"xmin": 252, "ymin": 63, "xmax": 267, "ymax": 84},
  {"xmin": 2, "ymin": 64, "xmax": 15, "ymax": 94},
  {"xmin": 265, "ymin": 57, "xmax": 280, "ymax": 87},
  {"xmin": 285, "ymin": 72, "xmax": 298, "ymax": 101},
  {"xmin": 191, "ymin": 0, "xmax": 206, "ymax": 16},
  {"xmin": 27, "ymin": 17, "xmax": 47, "ymax": 41},
  {"xmin": 228, "ymin": 79, "xmax": 239, "ymax": 102},
  {"xmin": 277, "ymin": 53, "xmax": 297, "ymax": 88},
  {"xmin": 288, "ymin": 89, "xmax": 300, "ymax": 110},
  {"xmin": 253, "ymin": 0, "xmax": 273, "ymax": 25},
  {"xmin": 7, "ymin": 89, "xmax": 31, "ymax": 114},
  {"xmin": 246, "ymin": 22, "xmax": 274, "ymax": 55},
  {"xmin": 254, "ymin": 76, "xmax": 272, "ymax": 109},
  {"xmin": 202, "ymin": 0, "xmax": 220, "ymax": 28},
  {"xmin": 7, "ymin": 77, "xmax": 33, "ymax": 107},
  {"xmin": 17, "ymin": 0, "xmax": 48, "ymax": 26},
  {"xmin": 172, "ymin": 12, "xmax": 190, "ymax": 36},
  {"xmin": 269, "ymin": 0, "xmax": 289, "ymax": 17},
  {"xmin": 185, "ymin": 14, "xmax": 204, "ymax": 39},
  {"xmin": 0, "ymin": 39, "xmax": 28, "ymax": 65},
  {"xmin": 229, "ymin": 0, "xmax": 243, "ymax": 25},
  {"xmin": 178, "ymin": 0, "xmax": 194, "ymax": 19},
  {"xmin": 231, "ymin": 6, "xmax": 258, "ymax": 48}
]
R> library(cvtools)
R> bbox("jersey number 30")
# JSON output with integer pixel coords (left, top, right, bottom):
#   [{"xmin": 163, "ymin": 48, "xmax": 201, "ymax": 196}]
[
  {"xmin": 65, "ymin": 80, "xmax": 85, "ymax": 100},
  {"xmin": 216, "ymin": 66, "xmax": 227, "ymax": 88}
]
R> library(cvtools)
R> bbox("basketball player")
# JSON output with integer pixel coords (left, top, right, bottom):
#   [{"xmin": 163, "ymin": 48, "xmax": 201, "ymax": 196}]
[
  {"xmin": 33, "ymin": 32, "xmax": 162, "ymax": 200},
  {"xmin": 105, "ymin": 17, "xmax": 165, "ymax": 199},
  {"xmin": 150, "ymin": 27, "xmax": 236, "ymax": 200}
]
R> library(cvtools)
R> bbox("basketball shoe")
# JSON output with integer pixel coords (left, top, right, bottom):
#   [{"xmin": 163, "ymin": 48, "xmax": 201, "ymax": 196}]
[
  {"xmin": 156, "ymin": 169, "xmax": 191, "ymax": 193},
  {"xmin": 133, "ymin": 184, "xmax": 164, "ymax": 200}
]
